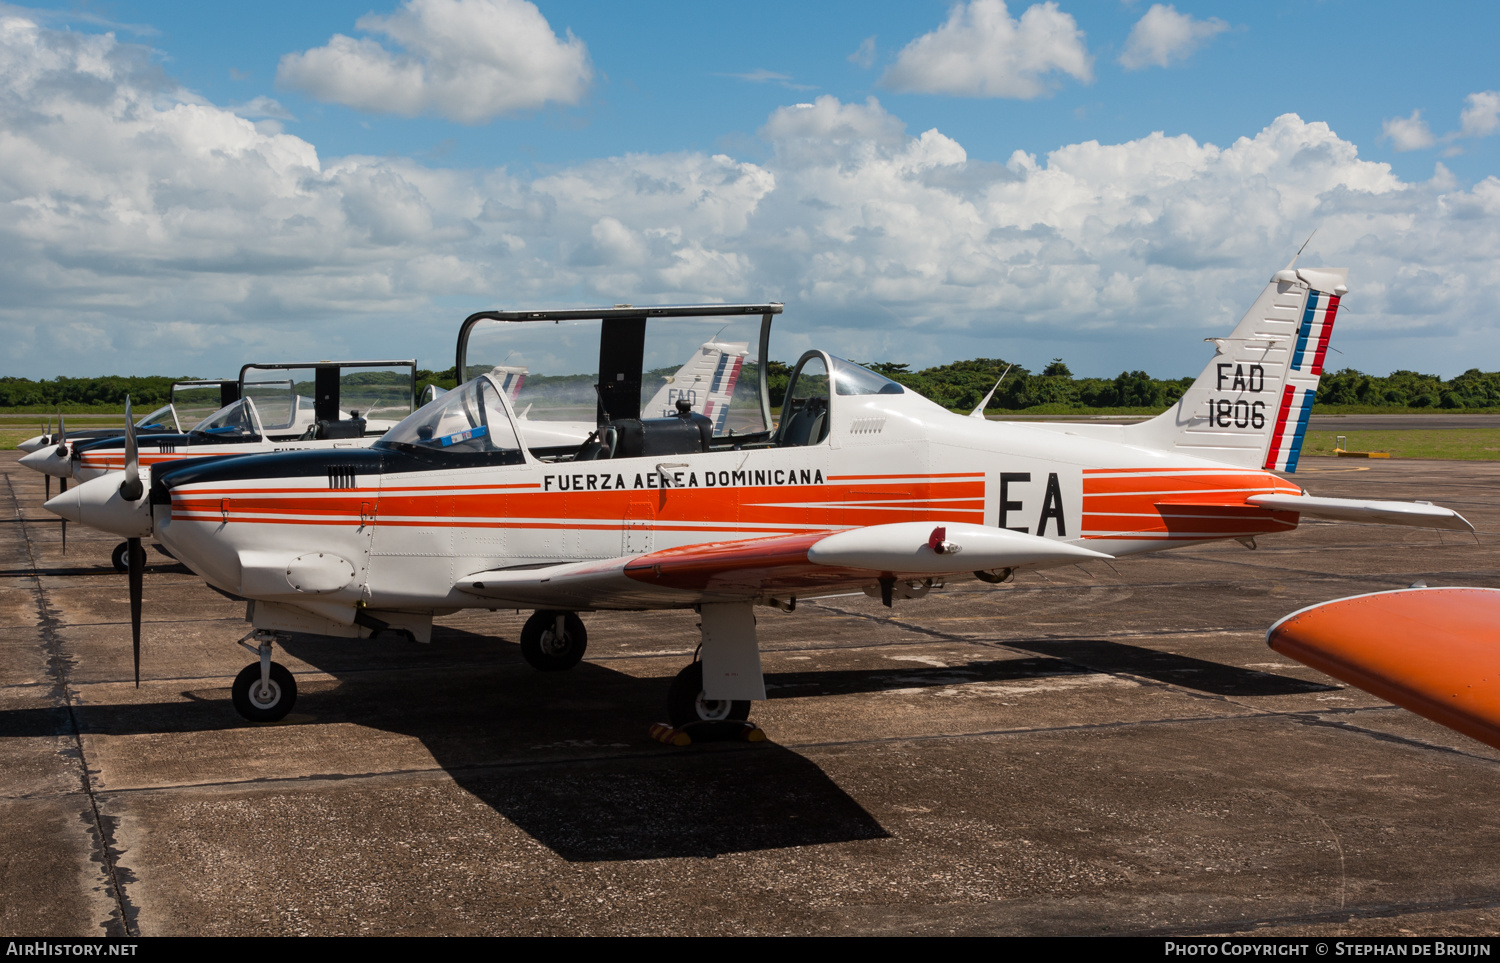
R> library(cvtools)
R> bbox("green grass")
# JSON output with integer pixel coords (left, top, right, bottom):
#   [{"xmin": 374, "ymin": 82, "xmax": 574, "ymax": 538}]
[{"xmin": 1302, "ymin": 429, "xmax": 1500, "ymax": 461}]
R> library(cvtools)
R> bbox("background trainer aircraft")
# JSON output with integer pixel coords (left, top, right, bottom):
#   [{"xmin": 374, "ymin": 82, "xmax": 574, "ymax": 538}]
[
  {"xmin": 21, "ymin": 360, "xmax": 418, "ymax": 485},
  {"xmin": 31, "ymin": 360, "xmax": 416, "ymax": 571},
  {"xmin": 15, "ymin": 379, "xmax": 239, "ymax": 455},
  {"xmin": 47, "ymin": 268, "xmax": 1473, "ymax": 730}
]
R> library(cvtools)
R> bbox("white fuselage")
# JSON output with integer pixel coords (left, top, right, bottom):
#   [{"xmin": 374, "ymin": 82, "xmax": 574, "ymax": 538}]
[{"xmin": 151, "ymin": 388, "xmax": 1301, "ymax": 636}]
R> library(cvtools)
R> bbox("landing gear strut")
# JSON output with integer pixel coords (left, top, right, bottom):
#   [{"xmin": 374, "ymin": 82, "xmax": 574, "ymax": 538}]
[
  {"xmin": 231, "ymin": 631, "xmax": 297, "ymax": 722},
  {"xmin": 520, "ymin": 610, "xmax": 587, "ymax": 671}
]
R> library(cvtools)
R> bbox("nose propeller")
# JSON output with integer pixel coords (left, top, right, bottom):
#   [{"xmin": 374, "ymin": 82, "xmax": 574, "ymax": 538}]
[{"xmin": 120, "ymin": 399, "xmax": 144, "ymax": 687}]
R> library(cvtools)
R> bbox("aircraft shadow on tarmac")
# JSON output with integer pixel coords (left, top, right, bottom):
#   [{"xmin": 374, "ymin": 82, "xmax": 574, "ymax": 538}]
[
  {"xmin": 0, "ymin": 622, "xmax": 1331, "ymax": 861},
  {"xmin": 997, "ymin": 638, "xmax": 1338, "ymax": 697}
]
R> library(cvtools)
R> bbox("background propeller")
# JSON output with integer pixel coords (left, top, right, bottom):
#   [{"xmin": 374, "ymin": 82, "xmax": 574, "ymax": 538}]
[
  {"xmin": 41, "ymin": 417, "xmax": 52, "ymax": 500},
  {"xmin": 120, "ymin": 399, "xmax": 145, "ymax": 686},
  {"xmin": 119, "ymin": 397, "xmax": 142, "ymax": 501},
  {"xmin": 55, "ymin": 409, "xmax": 67, "ymax": 553}
]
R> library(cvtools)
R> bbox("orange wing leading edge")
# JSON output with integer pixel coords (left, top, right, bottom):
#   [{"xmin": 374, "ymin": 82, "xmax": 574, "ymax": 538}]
[{"xmin": 1268, "ymin": 587, "xmax": 1500, "ymax": 750}]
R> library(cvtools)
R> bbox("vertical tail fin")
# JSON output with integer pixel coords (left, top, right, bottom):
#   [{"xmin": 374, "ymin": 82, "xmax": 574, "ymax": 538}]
[
  {"xmin": 643, "ymin": 341, "xmax": 750, "ymax": 432},
  {"xmin": 1127, "ymin": 265, "xmax": 1347, "ymax": 472},
  {"xmin": 488, "ymin": 366, "xmax": 529, "ymax": 403}
]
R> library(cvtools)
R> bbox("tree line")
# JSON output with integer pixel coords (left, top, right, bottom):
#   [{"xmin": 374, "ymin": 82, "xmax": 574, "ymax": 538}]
[{"xmin": 4, "ymin": 362, "xmax": 1500, "ymax": 412}]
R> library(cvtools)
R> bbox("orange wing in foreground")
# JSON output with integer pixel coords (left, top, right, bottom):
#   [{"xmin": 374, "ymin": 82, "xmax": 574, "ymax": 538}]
[{"xmin": 1268, "ymin": 588, "xmax": 1500, "ymax": 750}]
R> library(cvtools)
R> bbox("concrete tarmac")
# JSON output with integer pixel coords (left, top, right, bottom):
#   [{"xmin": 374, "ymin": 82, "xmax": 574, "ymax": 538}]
[{"xmin": 3, "ymin": 452, "xmax": 1499, "ymax": 937}]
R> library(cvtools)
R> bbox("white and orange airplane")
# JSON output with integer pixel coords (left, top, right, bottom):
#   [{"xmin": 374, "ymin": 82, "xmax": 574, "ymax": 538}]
[{"xmin": 47, "ymin": 266, "xmax": 1473, "ymax": 728}]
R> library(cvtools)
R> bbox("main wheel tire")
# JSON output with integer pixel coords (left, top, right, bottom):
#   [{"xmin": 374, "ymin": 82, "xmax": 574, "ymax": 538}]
[
  {"xmin": 231, "ymin": 661, "xmax": 297, "ymax": 722},
  {"xmin": 520, "ymin": 610, "xmax": 587, "ymax": 671},
  {"xmin": 111, "ymin": 541, "xmax": 131, "ymax": 573},
  {"xmin": 666, "ymin": 661, "xmax": 751, "ymax": 729}
]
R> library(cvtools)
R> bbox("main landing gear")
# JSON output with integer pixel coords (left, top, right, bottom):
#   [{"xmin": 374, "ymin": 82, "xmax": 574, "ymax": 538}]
[
  {"xmin": 520, "ymin": 610, "xmax": 588, "ymax": 671},
  {"xmin": 516, "ymin": 605, "xmax": 761, "ymax": 741},
  {"xmin": 666, "ymin": 661, "xmax": 750, "ymax": 729},
  {"xmin": 231, "ymin": 631, "xmax": 297, "ymax": 722}
]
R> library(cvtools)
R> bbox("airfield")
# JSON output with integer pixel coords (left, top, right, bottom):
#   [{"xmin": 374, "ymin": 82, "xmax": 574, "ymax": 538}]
[{"xmin": 3, "ymin": 450, "xmax": 1499, "ymax": 937}]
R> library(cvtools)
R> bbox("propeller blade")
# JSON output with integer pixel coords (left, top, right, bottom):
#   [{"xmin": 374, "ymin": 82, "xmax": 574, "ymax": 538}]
[
  {"xmin": 57, "ymin": 410, "xmax": 69, "ymax": 553},
  {"xmin": 119, "ymin": 396, "xmax": 143, "ymax": 502},
  {"xmin": 127, "ymin": 537, "xmax": 143, "ymax": 687},
  {"xmin": 44, "ymin": 474, "xmax": 50, "ymax": 501}
]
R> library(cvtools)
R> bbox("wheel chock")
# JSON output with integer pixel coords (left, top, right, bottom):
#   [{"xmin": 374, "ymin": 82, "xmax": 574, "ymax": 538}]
[
  {"xmin": 650, "ymin": 721, "xmax": 766, "ymax": 745},
  {"xmin": 649, "ymin": 722, "xmax": 691, "ymax": 746}
]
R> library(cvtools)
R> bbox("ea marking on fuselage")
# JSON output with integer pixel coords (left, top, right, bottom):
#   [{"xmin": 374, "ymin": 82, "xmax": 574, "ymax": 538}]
[
  {"xmin": 1210, "ymin": 363, "xmax": 1269, "ymax": 430},
  {"xmin": 542, "ymin": 467, "xmax": 828, "ymax": 492},
  {"xmin": 997, "ymin": 471, "xmax": 1069, "ymax": 537}
]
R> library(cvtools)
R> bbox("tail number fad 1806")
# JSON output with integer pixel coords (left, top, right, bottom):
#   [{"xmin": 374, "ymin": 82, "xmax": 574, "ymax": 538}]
[{"xmin": 1209, "ymin": 363, "xmax": 1267, "ymax": 429}]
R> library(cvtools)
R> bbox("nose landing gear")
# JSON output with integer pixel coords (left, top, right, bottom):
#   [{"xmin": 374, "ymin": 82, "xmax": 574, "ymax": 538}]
[{"xmin": 231, "ymin": 630, "xmax": 297, "ymax": 722}]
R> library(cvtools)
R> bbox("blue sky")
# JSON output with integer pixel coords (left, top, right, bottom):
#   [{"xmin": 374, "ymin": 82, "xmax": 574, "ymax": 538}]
[{"xmin": 3, "ymin": 0, "xmax": 1499, "ymax": 379}]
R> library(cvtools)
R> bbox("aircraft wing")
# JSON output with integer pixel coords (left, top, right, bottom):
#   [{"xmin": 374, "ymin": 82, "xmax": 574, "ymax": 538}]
[
  {"xmin": 1269, "ymin": 588, "xmax": 1500, "ymax": 750},
  {"xmin": 457, "ymin": 521, "xmax": 1113, "ymax": 610},
  {"xmin": 1245, "ymin": 493, "xmax": 1473, "ymax": 531}
]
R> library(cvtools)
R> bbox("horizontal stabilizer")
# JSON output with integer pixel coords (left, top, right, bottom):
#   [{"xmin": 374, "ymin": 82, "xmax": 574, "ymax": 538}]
[
  {"xmin": 1269, "ymin": 588, "xmax": 1500, "ymax": 750},
  {"xmin": 1246, "ymin": 494, "xmax": 1473, "ymax": 531}
]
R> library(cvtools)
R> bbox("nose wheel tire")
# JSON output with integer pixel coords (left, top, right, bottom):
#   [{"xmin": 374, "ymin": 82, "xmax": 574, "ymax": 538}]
[
  {"xmin": 231, "ymin": 662, "xmax": 297, "ymax": 722},
  {"xmin": 666, "ymin": 662, "xmax": 751, "ymax": 729},
  {"xmin": 111, "ymin": 541, "xmax": 131, "ymax": 573},
  {"xmin": 520, "ymin": 610, "xmax": 588, "ymax": 671}
]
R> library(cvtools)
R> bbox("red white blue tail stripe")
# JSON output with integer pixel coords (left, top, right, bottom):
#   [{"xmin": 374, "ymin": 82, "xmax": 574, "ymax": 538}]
[
  {"xmin": 1289, "ymin": 291, "xmax": 1340, "ymax": 376},
  {"xmin": 1264, "ymin": 289, "xmax": 1339, "ymax": 472},
  {"xmin": 1263, "ymin": 384, "xmax": 1316, "ymax": 472},
  {"xmin": 701, "ymin": 354, "xmax": 744, "ymax": 434}
]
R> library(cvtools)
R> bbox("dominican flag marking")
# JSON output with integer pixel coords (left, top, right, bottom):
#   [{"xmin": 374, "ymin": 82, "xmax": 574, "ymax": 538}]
[
  {"xmin": 1289, "ymin": 291, "xmax": 1341, "ymax": 376},
  {"xmin": 1263, "ymin": 385, "xmax": 1317, "ymax": 472},
  {"xmin": 707, "ymin": 354, "xmax": 743, "ymax": 434}
]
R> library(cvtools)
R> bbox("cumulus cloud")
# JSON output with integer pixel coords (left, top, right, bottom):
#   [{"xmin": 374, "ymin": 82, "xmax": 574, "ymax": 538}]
[
  {"xmin": 4, "ymin": 14, "xmax": 1500, "ymax": 379},
  {"xmin": 1459, "ymin": 90, "xmax": 1500, "ymax": 138},
  {"xmin": 1383, "ymin": 109, "xmax": 1435, "ymax": 151},
  {"xmin": 1119, "ymin": 4, "xmax": 1228, "ymax": 70},
  {"xmin": 848, "ymin": 36, "xmax": 876, "ymax": 69},
  {"xmin": 880, "ymin": 0, "xmax": 1091, "ymax": 99},
  {"xmin": 276, "ymin": 0, "xmax": 591, "ymax": 123}
]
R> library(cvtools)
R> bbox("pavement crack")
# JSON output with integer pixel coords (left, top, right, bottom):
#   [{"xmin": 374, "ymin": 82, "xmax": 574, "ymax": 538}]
[{"xmin": 6, "ymin": 473, "xmax": 140, "ymax": 938}]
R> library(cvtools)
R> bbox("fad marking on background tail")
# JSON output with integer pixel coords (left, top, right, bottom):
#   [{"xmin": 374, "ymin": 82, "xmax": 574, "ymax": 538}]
[{"xmin": 1128, "ymin": 265, "xmax": 1347, "ymax": 473}]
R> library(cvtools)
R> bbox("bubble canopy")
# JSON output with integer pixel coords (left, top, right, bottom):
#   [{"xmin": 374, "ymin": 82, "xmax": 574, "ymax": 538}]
[
  {"xmin": 376, "ymin": 375, "xmax": 527, "ymax": 467},
  {"xmin": 455, "ymin": 303, "xmax": 782, "ymax": 439}
]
